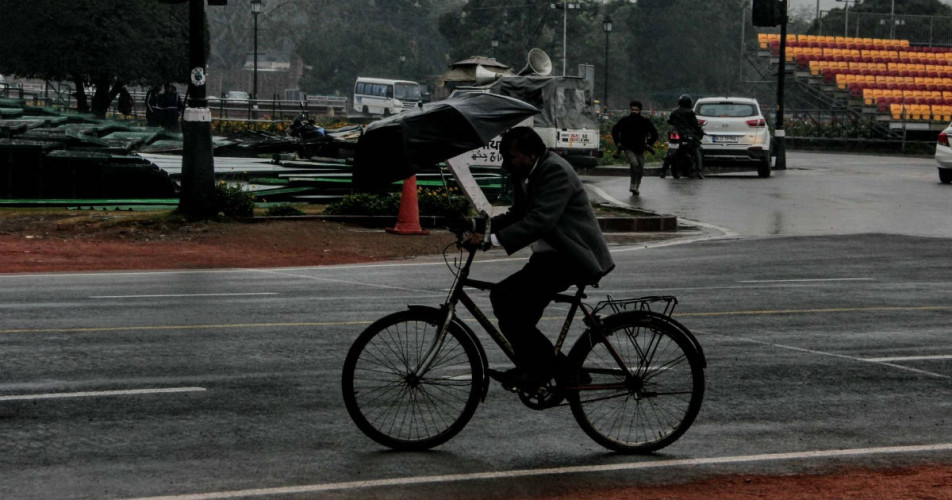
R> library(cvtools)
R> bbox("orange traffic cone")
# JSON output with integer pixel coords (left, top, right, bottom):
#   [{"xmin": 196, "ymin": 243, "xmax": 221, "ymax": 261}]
[{"xmin": 386, "ymin": 175, "xmax": 430, "ymax": 235}]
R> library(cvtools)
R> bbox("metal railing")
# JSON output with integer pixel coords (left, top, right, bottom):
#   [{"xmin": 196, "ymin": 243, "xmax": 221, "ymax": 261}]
[
  {"xmin": 818, "ymin": 11, "xmax": 952, "ymax": 47},
  {"xmin": 0, "ymin": 84, "xmax": 350, "ymax": 122}
]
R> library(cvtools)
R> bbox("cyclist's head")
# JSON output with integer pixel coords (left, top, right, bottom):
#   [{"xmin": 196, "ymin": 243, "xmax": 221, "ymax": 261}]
[
  {"xmin": 629, "ymin": 100, "xmax": 642, "ymax": 114},
  {"xmin": 501, "ymin": 127, "xmax": 546, "ymax": 176},
  {"xmin": 678, "ymin": 94, "xmax": 693, "ymax": 109}
]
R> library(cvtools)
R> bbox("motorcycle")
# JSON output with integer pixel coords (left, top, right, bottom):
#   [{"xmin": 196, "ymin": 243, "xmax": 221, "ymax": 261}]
[{"xmin": 661, "ymin": 128, "xmax": 704, "ymax": 179}]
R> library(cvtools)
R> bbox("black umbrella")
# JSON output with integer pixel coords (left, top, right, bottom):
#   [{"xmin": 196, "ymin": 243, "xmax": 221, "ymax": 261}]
[{"xmin": 352, "ymin": 93, "xmax": 539, "ymax": 189}]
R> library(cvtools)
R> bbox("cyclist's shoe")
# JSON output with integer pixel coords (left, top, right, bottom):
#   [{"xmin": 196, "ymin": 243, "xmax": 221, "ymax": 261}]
[{"xmin": 489, "ymin": 366, "xmax": 550, "ymax": 393}]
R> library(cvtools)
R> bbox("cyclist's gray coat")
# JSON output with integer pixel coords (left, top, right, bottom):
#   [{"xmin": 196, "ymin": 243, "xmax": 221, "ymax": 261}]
[{"xmin": 492, "ymin": 150, "xmax": 615, "ymax": 283}]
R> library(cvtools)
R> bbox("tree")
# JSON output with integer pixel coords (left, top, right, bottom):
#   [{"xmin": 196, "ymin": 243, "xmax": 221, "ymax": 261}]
[
  {"xmin": 626, "ymin": 0, "xmax": 749, "ymax": 105},
  {"xmin": 294, "ymin": 0, "xmax": 451, "ymax": 96},
  {"xmin": 0, "ymin": 0, "xmax": 191, "ymax": 118}
]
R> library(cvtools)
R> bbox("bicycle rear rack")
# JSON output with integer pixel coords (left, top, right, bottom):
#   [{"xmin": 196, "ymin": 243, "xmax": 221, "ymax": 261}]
[{"xmin": 593, "ymin": 295, "xmax": 678, "ymax": 318}]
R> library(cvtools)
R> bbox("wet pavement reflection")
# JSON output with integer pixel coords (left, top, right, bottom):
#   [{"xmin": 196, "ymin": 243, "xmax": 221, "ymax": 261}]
[{"xmin": 589, "ymin": 151, "xmax": 952, "ymax": 238}]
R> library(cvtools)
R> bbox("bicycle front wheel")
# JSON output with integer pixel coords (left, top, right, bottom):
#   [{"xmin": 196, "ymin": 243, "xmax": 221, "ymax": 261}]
[
  {"xmin": 342, "ymin": 310, "xmax": 483, "ymax": 451},
  {"xmin": 567, "ymin": 312, "xmax": 705, "ymax": 453}
]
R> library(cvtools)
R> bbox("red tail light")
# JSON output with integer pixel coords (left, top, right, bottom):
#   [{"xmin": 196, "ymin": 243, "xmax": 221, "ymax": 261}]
[
  {"xmin": 668, "ymin": 131, "xmax": 680, "ymax": 140},
  {"xmin": 939, "ymin": 131, "xmax": 950, "ymax": 147},
  {"xmin": 746, "ymin": 118, "xmax": 767, "ymax": 127},
  {"xmin": 697, "ymin": 119, "xmax": 706, "ymax": 126}
]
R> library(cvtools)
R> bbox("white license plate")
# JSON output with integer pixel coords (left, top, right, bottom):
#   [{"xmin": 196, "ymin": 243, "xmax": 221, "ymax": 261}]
[{"xmin": 712, "ymin": 135, "xmax": 739, "ymax": 143}]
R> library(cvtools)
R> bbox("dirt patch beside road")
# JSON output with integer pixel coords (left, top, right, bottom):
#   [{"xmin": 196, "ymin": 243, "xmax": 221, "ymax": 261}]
[
  {"xmin": 0, "ymin": 210, "xmax": 455, "ymax": 273},
  {"xmin": 0, "ymin": 209, "xmax": 681, "ymax": 274}
]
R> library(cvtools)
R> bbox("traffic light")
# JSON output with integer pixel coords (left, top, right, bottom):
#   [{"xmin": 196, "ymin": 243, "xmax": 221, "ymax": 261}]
[{"xmin": 752, "ymin": 0, "xmax": 782, "ymax": 27}]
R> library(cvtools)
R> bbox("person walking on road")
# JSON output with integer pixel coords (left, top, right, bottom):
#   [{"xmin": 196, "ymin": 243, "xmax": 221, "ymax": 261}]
[{"xmin": 611, "ymin": 100, "xmax": 658, "ymax": 196}]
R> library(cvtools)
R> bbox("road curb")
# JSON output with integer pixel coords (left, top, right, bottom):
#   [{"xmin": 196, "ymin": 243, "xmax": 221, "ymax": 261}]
[{"xmin": 242, "ymin": 213, "xmax": 677, "ymax": 233}]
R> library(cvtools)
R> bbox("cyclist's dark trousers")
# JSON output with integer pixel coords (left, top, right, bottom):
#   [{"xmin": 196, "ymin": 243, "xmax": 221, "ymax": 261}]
[{"xmin": 490, "ymin": 252, "xmax": 583, "ymax": 375}]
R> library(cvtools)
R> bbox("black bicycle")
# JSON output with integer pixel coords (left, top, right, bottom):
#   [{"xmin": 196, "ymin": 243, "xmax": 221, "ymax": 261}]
[{"xmin": 341, "ymin": 235, "xmax": 706, "ymax": 453}]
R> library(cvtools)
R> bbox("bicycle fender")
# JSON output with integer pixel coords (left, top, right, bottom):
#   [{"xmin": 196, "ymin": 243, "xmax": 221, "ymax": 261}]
[
  {"xmin": 641, "ymin": 311, "xmax": 707, "ymax": 368},
  {"xmin": 598, "ymin": 310, "xmax": 707, "ymax": 369},
  {"xmin": 407, "ymin": 305, "xmax": 492, "ymax": 400}
]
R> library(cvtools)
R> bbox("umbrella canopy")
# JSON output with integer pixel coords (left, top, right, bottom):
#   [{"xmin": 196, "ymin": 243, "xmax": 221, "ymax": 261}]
[{"xmin": 352, "ymin": 92, "xmax": 539, "ymax": 189}]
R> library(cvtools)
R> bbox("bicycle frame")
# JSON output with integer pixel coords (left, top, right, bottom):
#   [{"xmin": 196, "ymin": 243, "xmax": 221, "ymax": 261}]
[{"xmin": 412, "ymin": 245, "xmax": 635, "ymax": 392}]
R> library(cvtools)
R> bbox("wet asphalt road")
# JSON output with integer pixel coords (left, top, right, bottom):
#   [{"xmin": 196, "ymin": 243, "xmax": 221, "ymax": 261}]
[
  {"xmin": 1, "ymin": 152, "xmax": 952, "ymax": 499},
  {"xmin": 590, "ymin": 151, "xmax": 952, "ymax": 238}
]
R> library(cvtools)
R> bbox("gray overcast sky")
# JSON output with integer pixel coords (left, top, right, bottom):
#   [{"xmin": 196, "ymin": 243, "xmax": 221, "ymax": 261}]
[{"xmin": 788, "ymin": 0, "xmax": 952, "ymax": 19}]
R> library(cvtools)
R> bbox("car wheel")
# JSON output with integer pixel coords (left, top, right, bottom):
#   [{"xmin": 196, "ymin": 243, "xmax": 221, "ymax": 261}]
[
  {"xmin": 940, "ymin": 168, "xmax": 952, "ymax": 184},
  {"xmin": 758, "ymin": 152, "xmax": 772, "ymax": 178}
]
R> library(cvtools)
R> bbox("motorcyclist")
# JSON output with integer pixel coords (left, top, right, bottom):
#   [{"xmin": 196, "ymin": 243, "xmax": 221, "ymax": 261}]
[{"xmin": 664, "ymin": 94, "xmax": 705, "ymax": 179}]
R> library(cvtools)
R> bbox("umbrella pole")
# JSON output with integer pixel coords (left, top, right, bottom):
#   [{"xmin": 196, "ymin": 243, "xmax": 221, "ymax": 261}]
[{"xmin": 386, "ymin": 175, "xmax": 430, "ymax": 236}]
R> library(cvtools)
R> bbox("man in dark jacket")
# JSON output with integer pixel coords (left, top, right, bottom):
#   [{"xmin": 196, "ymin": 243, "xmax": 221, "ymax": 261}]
[
  {"xmin": 464, "ymin": 127, "xmax": 615, "ymax": 391},
  {"xmin": 611, "ymin": 100, "xmax": 658, "ymax": 196}
]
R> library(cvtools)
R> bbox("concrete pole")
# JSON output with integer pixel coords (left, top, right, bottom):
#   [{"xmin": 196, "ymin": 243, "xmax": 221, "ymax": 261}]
[
  {"xmin": 775, "ymin": 0, "xmax": 788, "ymax": 170},
  {"xmin": 178, "ymin": 0, "xmax": 217, "ymax": 217}
]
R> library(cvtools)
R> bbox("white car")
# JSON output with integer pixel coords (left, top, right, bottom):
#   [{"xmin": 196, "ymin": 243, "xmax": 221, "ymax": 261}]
[
  {"xmin": 223, "ymin": 90, "xmax": 250, "ymax": 102},
  {"xmin": 934, "ymin": 124, "xmax": 952, "ymax": 184},
  {"xmin": 694, "ymin": 96, "xmax": 773, "ymax": 178}
]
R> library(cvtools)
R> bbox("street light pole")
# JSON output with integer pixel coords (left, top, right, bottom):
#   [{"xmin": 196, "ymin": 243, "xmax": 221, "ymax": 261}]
[
  {"xmin": 491, "ymin": 39, "xmax": 498, "ymax": 60},
  {"xmin": 553, "ymin": 2, "xmax": 580, "ymax": 76},
  {"xmin": 399, "ymin": 55, "xmax": 406, "ymax": 78},
  {"xmin": 602, "ymin": 16, "xmax": 612, "ymax": 113},
  {"xmin": 251, "ymin": 0, "xmax": 261, "ymax": 107}
]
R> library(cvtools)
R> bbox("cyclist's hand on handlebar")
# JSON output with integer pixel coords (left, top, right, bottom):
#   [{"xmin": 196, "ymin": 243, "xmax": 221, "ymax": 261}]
[{"xmin": 460, "ymin": 232, "xmax": 489, "ymax": 251}]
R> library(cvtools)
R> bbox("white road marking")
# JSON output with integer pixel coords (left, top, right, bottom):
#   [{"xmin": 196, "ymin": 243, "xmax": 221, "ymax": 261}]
[
  {"xmin": 0, "ymin": 387, "xmax": 206, "ymax": 401},
  {"xmin": 865, "ymin": 354, "xmax": 952, "ymax": 363},
  {"xmin": 729, "ymin": 335, "xmax": 952, "ymax": 379},
  {"xmin": 89, "ymin": 293, "xmax": 278, "ymax": 299},
  {"xmin": 125, "ymin": 443, "xmax": 952, "ymax": 500},
  {"xmin": 738, "ymin": 278, "xmax": 875, "ymax": 283}
]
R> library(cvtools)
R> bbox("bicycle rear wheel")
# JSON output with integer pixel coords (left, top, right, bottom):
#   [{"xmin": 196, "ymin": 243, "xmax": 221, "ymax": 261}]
[
  {"xmin": 342, "ymin": 310, "xmax": 483, "ymax": 450},
  {"xmin": 567, "ymin": 312, "xmax": 704, "ymax": 453}
]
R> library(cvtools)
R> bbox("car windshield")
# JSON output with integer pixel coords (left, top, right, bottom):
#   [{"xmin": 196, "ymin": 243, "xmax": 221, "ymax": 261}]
[
  {"xmin": 394, "ymin": 83, "xmax": 421, "ymax": 101},
  {"xmin": 696, "ymin": 103, "xmax": 757, "ymax": 118}
]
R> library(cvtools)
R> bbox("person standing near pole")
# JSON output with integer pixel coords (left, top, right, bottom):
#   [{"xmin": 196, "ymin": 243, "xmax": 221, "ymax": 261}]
[{"xmin": 611, "ymin": 100, "xmax": 658, "ymax": 196}]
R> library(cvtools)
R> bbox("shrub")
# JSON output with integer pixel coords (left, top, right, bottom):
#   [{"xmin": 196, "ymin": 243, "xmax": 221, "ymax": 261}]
[
  {"xmin": 265, "ymin": 203, "xmax": 306, "ymax": 216},
  {"xmin": 416, "ymin": 186, "xmax": 471, "ymax": 218},
  {"xmin": 214, "ymin": 181, "xmax": 255, "ymax": 218},
  {"xmin": 324, "ymin": 187, "xmax": 472, "ymax": 217},
  {"xmin": 324, "ymin": 192, "xmax": 400, "ymax": 216}
]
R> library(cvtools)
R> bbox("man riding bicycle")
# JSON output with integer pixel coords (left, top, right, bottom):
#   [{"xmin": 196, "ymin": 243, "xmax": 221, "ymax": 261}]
[{"xmin": 463, "ymin": 127, "xmax": 615, "ymax": 392}]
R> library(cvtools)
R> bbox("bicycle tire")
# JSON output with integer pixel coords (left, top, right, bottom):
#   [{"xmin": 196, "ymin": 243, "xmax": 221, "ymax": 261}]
[
  {"xmin": 567, "ymin": 312, "xmax": 705, "ymax": 453},
  {"xmin": 341, "ymin": 309, "xmax": 483, "ymax": 450}
]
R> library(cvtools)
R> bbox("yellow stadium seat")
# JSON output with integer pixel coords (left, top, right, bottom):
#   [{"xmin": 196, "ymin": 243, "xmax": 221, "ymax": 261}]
[{"xmin": 890, "ymin": 104, "xmax": 904, "ymax": 120}]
